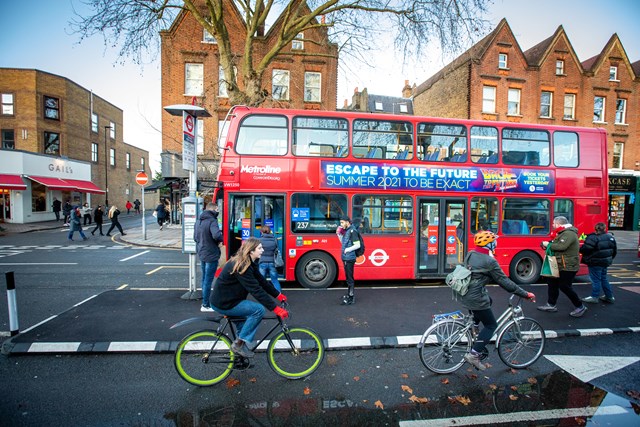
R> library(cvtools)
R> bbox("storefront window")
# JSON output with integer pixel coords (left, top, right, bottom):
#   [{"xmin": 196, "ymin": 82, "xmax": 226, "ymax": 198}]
[{"xmin": 32, "ymin": 182, "xmax": 47, "ymax": 212}]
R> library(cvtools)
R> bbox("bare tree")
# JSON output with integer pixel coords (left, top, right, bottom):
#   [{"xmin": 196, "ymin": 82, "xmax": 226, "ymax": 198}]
[{"xmin": 71, "ymin": 0, "xmax": 492, "ymax": 106}]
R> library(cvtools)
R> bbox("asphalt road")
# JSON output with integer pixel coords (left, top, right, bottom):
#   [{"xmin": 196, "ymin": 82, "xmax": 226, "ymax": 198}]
[{"xmin": 1, "ymin": 221, "xmax": 639, "ymax": 426}]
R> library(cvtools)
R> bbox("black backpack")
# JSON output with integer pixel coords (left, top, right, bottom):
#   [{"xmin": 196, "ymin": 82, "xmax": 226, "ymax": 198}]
[{"xmin": 351, "ymin": 229, "xmax": 365, "ymax": 257}]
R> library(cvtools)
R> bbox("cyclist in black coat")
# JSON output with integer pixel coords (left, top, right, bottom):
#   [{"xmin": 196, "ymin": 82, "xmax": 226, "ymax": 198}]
[{"xmin": 579, "ymin": 222, "xmax": 617, "ymax": 304}]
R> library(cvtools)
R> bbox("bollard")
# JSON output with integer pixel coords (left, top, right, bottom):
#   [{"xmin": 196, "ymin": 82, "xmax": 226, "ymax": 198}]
[{"xmin": 6, "ymin": 271, "xmax": 19, "ymax": 336}]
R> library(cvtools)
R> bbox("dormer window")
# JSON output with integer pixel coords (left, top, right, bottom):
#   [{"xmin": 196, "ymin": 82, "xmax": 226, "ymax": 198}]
[
  {"xmin": 609, "ymin": 66, "xmax": 618, "ymax": 81},
  {"xmin": 375, "ymin": 102, "xmax": 383, "ymax": 111},
  {"xmin": 498, "ymin": 53, "xmax": 508, "ymax": 69}
]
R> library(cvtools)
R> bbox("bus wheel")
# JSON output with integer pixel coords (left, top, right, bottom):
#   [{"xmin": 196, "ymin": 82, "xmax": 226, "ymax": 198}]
[
  {"xmin": 509, "ymin": 251, "xmax": 542, "ymax": 285},
  {"xmin": 295, "ymin": 252, "xmax": 337, "ymax": 289}
]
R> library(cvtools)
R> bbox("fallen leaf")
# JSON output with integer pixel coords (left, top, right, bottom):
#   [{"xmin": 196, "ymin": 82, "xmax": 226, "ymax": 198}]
[
  {"xmin": 509, "ymin": 368, "xmax": 517, "ymax": 374},
  {"xmin": 467, "ymin": 373, "xmax": 478, "ymax": 380},
  {"xmin": 455, "ymin": 395, "xmax": 472, "ymax": 406},
  {"xmin": 409, "ymin": 395, "xmax": 430, "ymax": 404},
  {"xmin": 401, "ymin": 385, "xmax": 413, "ymax": 394},
  {"xmin": 226, "ymin": 378, "xmax": 240, "ymax": 388},
  {"xmin": 574, "ymin": 417, "xmax": 587, "ymax": 426},
  {"xmin": 627, "ymin": 390, "xmax": 640, "ymax": 400},
  {"xmin": 374, "ymin": 400, "xmax": 384, "ymax": 409},
  {"xmin": 489, "ymin": 384, "xmax": 498, "ymax": 391},
  {"xmin": 400, "ymin": 373, "xmax": 409, "ymax": 379},
  {"xmin": 441, "ymin": 378, "xmax": 450, "ymax": 385},
  {"xmin": 303, "ymin": 386, "xmax": 311, "ymax": 395},
  {"xmin": 510, "ymin": 385, "xmax": 518, "ymax": 391},
  {"xmin": 528, "ymin": 377, "xmax": 538, "ymax": 384},
  {"xmin": 353, "ymin": 376, "xmax": 360, "ymax": 381},
  {"xmin": 509, "ymin": 394, "xmax": 519, "ymax": 401},
  {"xmin": 249, "ymin": 377, "xmax": 257, "ymax": 383}
]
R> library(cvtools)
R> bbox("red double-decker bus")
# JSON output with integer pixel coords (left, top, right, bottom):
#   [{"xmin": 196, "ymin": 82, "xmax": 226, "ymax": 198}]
[{"xmin": 214, "ymin": 106, "xmax": 608, "ymax": 288}]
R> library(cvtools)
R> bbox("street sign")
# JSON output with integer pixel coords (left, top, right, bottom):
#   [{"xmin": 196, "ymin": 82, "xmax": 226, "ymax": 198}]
[{"xmin": 135, "ymin": 172, "xmax": 149, "ymax": 186}]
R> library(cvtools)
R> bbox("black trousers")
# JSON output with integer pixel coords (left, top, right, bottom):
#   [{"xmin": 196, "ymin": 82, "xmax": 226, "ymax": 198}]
[
  {"xmin": 471, "ymin": 308, "xmax": 498, "ymax": 353},
  {"xmin": 106, "ymin": 220, "xmax": 124, "ymax": 235},
  {"xmin": 343, "ymin": 260, "xmax": 355, "ymax": 296},
  {"xmin": 91, "ymin": 223, "xmax": 103, "ymax": 235},
  {"xmin": 546, "ymin": 270, "xmax": 581, "ymax": 307}
]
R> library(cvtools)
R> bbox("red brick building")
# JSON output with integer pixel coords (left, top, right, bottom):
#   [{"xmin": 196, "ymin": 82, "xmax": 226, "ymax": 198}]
[
  {"xmin": 412, "ymin": 19, "xmax": 639, "ymax": 230},
  {"xmin": 159, "ymin": 2, "xmax": 338, "ymax": 187}
]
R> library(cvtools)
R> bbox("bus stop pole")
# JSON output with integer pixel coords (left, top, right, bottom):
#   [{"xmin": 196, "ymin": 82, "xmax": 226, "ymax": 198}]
[
  {"xmin": 5, "ymin": 271, "xmax": 19, "ymax": 336},
  {"xmin": 141, "ymin": 186, "xmax": 146, "ymax": 240}
]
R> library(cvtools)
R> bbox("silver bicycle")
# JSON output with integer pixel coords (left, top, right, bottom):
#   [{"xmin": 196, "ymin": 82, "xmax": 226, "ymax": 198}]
[{"xmin": 418, "ymin": 295, "xmax": 545, "ymax": 374}]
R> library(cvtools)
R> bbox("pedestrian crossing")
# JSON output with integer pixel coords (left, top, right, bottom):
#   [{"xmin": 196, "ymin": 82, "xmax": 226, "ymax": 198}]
[{"xmin": 0, "ymin": 244, "xmax": 128, "ymax": 257}]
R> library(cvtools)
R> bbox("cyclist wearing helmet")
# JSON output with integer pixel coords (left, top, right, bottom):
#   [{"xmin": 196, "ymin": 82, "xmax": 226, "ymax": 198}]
[{"xmin": 459, "ymin": 230, "xmax": 535, "ymax": 371}]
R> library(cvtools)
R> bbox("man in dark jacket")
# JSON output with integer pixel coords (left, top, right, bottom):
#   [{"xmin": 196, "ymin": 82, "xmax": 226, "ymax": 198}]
[
  {"xmin": 579, "ymin": 222, "xmax": 617, "ymax": 304},
  {"xmin": 538, "ymin": 216, "xmax": 587, "ymax": 317},
  {"xmin": 52, "ymin": 198, "xmax": 62, "ymax": 221},
  {"xmin": 194, "ymin": 202, "xmax": 223, "ymax": 312},
  {"xmin": 458, "ymin": 230, "xmax": 534, "ymax": 371}
]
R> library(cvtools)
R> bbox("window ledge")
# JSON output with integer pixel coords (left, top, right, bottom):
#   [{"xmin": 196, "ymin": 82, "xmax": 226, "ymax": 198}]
[
  {"xmin": 609, "ymin": 79, "xmax": 620, "ymax": 83},
  {"xmin": 556, "ymin": 73, "xmax": 567, "ymax": 77},
  {"xmin": 506, "ymin": 114, "xmax": 523, "ymax": 118},
  {"xmin": 562, "ymin": 118, "xmax": 577, "ymax": 122},
  {"xmin": 481, "ymin": 111, "xmax": 498, "ymax": 116},
  {"xmin": 539, "ymin": 116, "xmax": 555, "ymax": 120},
  {"xmin": 499, "ymin": 67, "xmax": 510, "ymax": 71},
  {"xmin": 593, "ymin": 121, "xmax": 608, "ymax": 125},
  {"xmin": 614, "ymin": 122, "xmax": 628, "ymax": 126}
]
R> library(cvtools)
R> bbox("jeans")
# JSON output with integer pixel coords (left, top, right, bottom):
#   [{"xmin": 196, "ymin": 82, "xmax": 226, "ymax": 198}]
[
  {"xmin": 200, "ymin": 261, "xmax": 217, "ymax": 307},
  {"xmin": 259, "ymin": 262, "xmax": 281, "ymax": 292},
  {"xmin": 211, "ymin": 300, "xmax": 265, "ymax": 343},
  {"xmin": 588, "ymin": 266, "xmax": 613, "ymax": 299},
  {"xmin": 471, "ymin": 308, "xmax": 498, "ymax": 353},
  {"xmin": 68, "ymin": 229, "xmax": 86, "ymax": 240}
]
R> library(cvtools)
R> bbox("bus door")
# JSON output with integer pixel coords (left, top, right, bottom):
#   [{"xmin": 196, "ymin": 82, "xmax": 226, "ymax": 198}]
[
  {"xmin": 417, "ymin": 198, "xmax": 466, "ymax": 276},
  {"xmin": 228, "ymin": 194, "xmax": 286, "ymax": 271}
]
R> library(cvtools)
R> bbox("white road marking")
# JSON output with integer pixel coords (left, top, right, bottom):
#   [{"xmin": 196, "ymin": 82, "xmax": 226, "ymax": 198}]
[
  {"xmin": 0, "ymin": 262, "xmax": 78, "ymax": 265},
  {"xmin": 545, "ymin": 355, "xmax": 640, "ymax": 383},
  {"xmin": 108, "ymin": 341, "xmax": 157, "ymax": 352},
  {"xmin": 144, "ymin": 262, "xmax": 189, "ymax": 265},
  {"xmin": 399, "ymin": 406, "xmax": 628, "ymax": 426},
  {"xmin": 120, "ymin": 250, "xmax": 150, "ymax": 262},
  {"xmin": 28, "ymin": 342, "xmax": 81, "ymax": 353}
]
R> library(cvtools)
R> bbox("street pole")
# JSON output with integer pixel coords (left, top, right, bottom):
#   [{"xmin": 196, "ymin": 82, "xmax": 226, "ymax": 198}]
[
  {"xmin": 104, "ymin": 125, "xmax": 111, "ymax": 206},
  {"xmin": 142, "ymin": 185, "xmax": 146, "ymax": 240}
]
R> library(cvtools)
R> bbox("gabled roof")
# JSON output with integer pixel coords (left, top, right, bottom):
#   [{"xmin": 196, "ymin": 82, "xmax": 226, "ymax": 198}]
[
  {"xmin": 414, "ymin": 18, "xmax": 513, "ymax": 96},
  {"xmin": 632, "ymin": 60, "xmax": 640, "ymax": 79},
  {"xmin": 523, "ymin": 25, "xmax": 584, "ymax": 73},
  {"xmin": 580, "ymin": 33, "xmax": 637, "ymax": 79}
]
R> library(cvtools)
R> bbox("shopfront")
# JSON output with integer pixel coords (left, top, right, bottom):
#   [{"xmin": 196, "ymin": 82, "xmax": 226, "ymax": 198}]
[
  {"xmin": 608, "ymin": 174, "xmax": 639, "ymax": 231},
  {"xmin": 0, "ymin": 149, "xmax": 104, "ymax": 224}
]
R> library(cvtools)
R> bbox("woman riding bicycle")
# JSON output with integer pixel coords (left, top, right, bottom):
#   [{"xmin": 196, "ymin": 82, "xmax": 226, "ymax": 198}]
[
  {"xmin": 459, "ymin": 231, "xmax": 535, "ymax": 371},
  {"xmin": 210, "ymin": 237, "xmax": 288, "ymax": 358}
]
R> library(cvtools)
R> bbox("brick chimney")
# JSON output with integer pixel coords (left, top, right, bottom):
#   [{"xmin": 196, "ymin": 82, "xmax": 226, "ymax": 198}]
[{"xmin": 402, "ymin": 80, "xmax": 413, "ymax": 98}]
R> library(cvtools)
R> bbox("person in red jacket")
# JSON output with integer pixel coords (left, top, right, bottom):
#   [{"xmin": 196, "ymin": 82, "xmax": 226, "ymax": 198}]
[{"xmin": 210, "ymin": 237, "xmax": 288, "ymax": 358}]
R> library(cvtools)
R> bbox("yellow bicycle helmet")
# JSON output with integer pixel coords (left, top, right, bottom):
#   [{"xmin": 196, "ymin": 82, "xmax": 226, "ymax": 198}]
[{"xmin": 474, "ymin": 230, "xmax": 497, "ymax": 247}]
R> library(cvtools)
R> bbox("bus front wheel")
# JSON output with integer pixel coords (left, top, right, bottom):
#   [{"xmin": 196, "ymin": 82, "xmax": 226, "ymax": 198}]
[
  {"xmin": 295, "ymin": 251, "xmax": 337, "ymax": 289},
  {"xmin": 509, "ymin": 251, "xmax": 542, "ymax": 285}
]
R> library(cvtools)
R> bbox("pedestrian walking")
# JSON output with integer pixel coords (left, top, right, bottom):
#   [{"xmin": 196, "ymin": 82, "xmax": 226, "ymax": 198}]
[
  {"xmin": 105, "ymin": 205, "xmax": 126, "ymax": 236},
  {"xmin": 210, "ymin": 237, "xmax": 288, "ymax": 358},
  {"xmin": 164, "ymin": 199, "xmax": 171, "ymax": 225},
  {"xmin": 456, "ymin": 231, "xmax": 535, "ymax": 371},
  {"xmin": 82, "ymin": 202, "xmax": 92, "ymax": 225},
  {"xmin": 537, "ymin": 216, "xmax": 587, "ymax": 317},
  {"xmin": 579, "ymin": 222, "xmax": 617, "ymax": 304},
  {"xmin": 133, "ymin": 199, "xmax": 141, "ymax": 215},
  {"xmin": 155, "ymin": 201, "xmax": 166, "ymax": 230},
  {"xmin": 194, "ymin": 202, "xmax": 223, "ymax": 312},
  {"xmin": 52, "ymin": 197, "xmax": 61, "ymax": 221},
  {"xmin": 259, "ymin": 225, "xmax": 282, "ymax": 292},
  {"xmin": 62, "ymin": 200, "xmax": 72, "ymax": 226},
  {"xmin": 91, "ymin": 205, "xmax": 105, "ymax": 236},
  {"xmin": 68, "ymin": 207, "xmax": 88, "ymax": 241},
  {"xmin": 336, "ymin": 216, "xmax": 361, "ymax": 305},
  {"xmin": 125, "ymin": 200, "xmax": 133, "ymax": 214}
]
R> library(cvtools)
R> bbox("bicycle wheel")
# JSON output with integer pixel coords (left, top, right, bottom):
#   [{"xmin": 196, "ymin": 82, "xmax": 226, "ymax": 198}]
[
  {"xmin": 174, "ymin": 330, "xmax": 234, "ymax": 386},
  {"xmin": 419, "ymin": 319, "xmax": 472, "ymax": 374},
  {"xmin": 267, "ymin": 327, "xmax": 324, "ymax": 379},
  {"xmin": 497, "ymin": 317, "xmax": 545, "ymax": 369}
]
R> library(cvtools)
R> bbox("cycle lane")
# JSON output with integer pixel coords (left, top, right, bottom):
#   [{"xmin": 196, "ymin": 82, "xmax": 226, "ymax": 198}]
[{"xmin": 3, "ymin": 282, "xmax": 640, "ymax": 355}]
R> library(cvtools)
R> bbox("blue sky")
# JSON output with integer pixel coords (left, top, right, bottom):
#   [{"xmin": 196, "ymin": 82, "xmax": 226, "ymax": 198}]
[{"xmin": 1, "ymin": 0, "xmax": 639, "ymax": 173}]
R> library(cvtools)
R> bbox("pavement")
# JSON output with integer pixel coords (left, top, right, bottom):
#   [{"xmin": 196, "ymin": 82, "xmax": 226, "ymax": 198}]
[{"xmin": 1, "ymin": 215, "xmax": 639, "ymax": 355}]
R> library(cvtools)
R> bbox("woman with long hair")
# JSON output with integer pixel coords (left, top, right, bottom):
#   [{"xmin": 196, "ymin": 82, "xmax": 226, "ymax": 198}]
[
  {"xmin": 210, "ymin": 237, "xmax": 288, "ymax": 358},
  {"xmin": 105, "ymin": 205, "xmax": 126, "ymax": 236}
]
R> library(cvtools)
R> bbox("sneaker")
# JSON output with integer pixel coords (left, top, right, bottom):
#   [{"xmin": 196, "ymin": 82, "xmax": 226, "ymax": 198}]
[
  {"xmin": 537, "ymin": 303, "xmax": 558, "ymax": 312},
  {"xmin": 200, "ymin": 305, "xmax": 215, "ymax": 313},
  {"xmin": 231, "ymin": 340, "xmax": 255, "ymax": 358},
  {"xmin": 599, "ymin": 295, "xmax": 615, "ymax": 304},
  {"xmin": 464, "ymin": 351, "xmax": 487, "ymax": 371},
  {"xmin": 160, "ymin": 225, "xmax": 163, "ymax": 230},
  {"xmin": 569, "ymin": 305, "xmax": 587, "ymax": 317},
  {"xmin": 341, "ymin": 294, "xmax": 355, "ymax": 305},
  {"xmin": 581, "ymin": 296, "xmax": 599, "ymax": 304},
  {"xmin": 82, "ymin": 237, "xmax": 88, "ymax": 241}
]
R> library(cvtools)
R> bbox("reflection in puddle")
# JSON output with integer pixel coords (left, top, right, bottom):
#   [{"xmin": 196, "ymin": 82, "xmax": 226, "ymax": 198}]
[{"xmin": 166, "ymin": 370, "xmax": 639, "ymax": 426}]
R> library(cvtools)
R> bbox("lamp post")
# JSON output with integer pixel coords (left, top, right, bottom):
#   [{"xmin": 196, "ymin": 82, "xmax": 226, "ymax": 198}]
[{"xmin": 104, "ymin": 125, "xmax": 112, "ymax": 206}]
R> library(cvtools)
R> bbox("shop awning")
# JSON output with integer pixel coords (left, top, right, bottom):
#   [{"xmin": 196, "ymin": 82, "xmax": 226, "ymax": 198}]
[
  {"xmin": 144, "ymin": 178, "xmax": 181, "ymax": 192},
  {"xmin": 0, "ymin": 174, "xmax": 27, "ymax": 190},
  {"xmin": 26, "ymin": 176, "xmax": 105, "ymax": 194},
  {"xmin": 61, "ymin": 179, "xmax": 106, "ymax": 195}
]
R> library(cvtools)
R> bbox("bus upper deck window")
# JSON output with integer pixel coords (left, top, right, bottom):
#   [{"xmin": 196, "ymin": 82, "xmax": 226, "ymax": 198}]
[{"xmin": 236, "ymin": 115, "xmax": 288, "ymax": 155}]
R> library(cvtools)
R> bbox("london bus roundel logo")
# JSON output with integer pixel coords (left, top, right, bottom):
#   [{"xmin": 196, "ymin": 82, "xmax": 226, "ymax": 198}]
[{"xmin": 368, "ymin": 248, "xmax": 389, "ymax": 267}]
